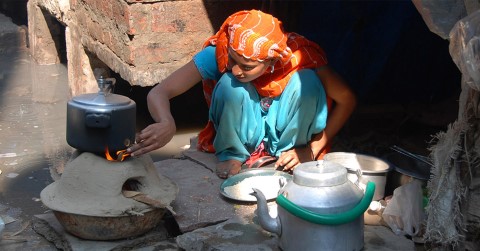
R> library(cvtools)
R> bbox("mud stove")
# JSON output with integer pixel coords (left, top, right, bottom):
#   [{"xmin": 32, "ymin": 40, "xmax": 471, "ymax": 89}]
[{"xmin": 40, "ymin": 77, "xmax": 178, "ymax": 240}]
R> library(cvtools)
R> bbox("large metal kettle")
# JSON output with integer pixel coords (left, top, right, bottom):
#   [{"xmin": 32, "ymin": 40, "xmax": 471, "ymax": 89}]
[{"xmin": 252, "ymin": 160, "xmax": 375, "ymax": 251}]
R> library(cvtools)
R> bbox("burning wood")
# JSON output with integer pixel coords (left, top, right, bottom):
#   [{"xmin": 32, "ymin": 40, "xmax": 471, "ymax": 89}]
[
  {"xmin": 122, "ymin": 190, "xmax": 176, "ymax": 215},
  {"xmin": 105, "ymin": 148, "xmax": 131, "ymax": 162}
]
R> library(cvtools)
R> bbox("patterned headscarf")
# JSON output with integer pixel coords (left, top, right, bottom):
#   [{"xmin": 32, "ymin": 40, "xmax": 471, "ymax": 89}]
[
  {"xmin": 208, "ymin": 10, "xmax": 292, "ymax": 69},
  {"xmin": 203, "ymin": 9, "xmax": 327, "ymax": 98},
  {"xmin": 198, "ymin": 9, "xmax": 328, "ymax": 152}
]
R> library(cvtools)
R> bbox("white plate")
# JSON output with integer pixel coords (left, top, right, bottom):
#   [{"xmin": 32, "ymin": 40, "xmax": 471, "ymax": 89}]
[{"xmin": 220, "ymin": 169, "xmax": 292, "ymax": 202}]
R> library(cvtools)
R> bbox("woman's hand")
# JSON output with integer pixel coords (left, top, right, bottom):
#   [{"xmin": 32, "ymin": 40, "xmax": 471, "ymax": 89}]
[
  {"xmin": 275, "ymin": 130, "xmax": 329, "ymax": 171},
  {"xmin": 275, "ymin": 146, "xmax": 313, "ymax": 171},
  {"xmin": 127, "ymin": 120, "xmax": 176, "ymax": 157}
]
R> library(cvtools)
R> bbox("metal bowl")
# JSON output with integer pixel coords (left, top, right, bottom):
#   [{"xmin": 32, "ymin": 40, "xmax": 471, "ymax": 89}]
[{"xmin": 53, "ymin": 208, "xmax": 165, "ymax": 240}]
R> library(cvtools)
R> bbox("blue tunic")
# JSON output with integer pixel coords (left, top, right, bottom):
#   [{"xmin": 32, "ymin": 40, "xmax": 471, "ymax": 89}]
[{"xmin": 193, "ymin": 46, "xmax": 328, "ymax": 162}]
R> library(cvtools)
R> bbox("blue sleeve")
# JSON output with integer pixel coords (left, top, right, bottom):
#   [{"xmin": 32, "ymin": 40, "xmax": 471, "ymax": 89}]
[{"xmin": 193, "ymin": 46, "xmax": 223, "ymax": 81}]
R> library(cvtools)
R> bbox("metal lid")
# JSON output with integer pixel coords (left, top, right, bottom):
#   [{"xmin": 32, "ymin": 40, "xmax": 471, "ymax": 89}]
[
  {"xmin": 293, "ymin": 160, "xmax": 348, "ymax": 187},
  {"xmin": 71, "ymin": 93, "xmax": 134, "ymax": 107}
]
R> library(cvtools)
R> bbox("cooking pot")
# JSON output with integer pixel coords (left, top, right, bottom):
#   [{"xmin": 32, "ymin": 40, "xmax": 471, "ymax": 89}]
[
  {"xmin": 252, "ymin": 160, "xmax": 375, "ymax": 251},
  {"xmin": 324, "ymin": 152, "xmax": 391, "ymax": 201},
  {"xmin": 66, "ymin": 77, "xmax": 136, "ymax": 153}
]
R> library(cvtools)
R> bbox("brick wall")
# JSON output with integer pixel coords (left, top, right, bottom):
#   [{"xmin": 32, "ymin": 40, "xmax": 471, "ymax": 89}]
[
  {"xmin": 76, "ymin": 0, "xmax": 213, "ymax": 68},
  {"xmin": 28, "ymin": 0, "xmax": 262, "ymax": 94}
]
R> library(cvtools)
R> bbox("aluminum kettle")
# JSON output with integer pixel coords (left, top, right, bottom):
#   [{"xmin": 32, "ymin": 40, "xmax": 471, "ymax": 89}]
[
  {"xmin": 252, "ymin": 160, "xmax": 375, "ymax": 251},
  {"xmin": 66, "ymin": 76, "xmax": 136, "ymax": 153}
]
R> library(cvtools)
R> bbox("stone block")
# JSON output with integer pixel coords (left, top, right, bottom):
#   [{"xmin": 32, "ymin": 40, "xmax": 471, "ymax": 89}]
[
  {"xmin": 155, "ymin": 158, "xmax": 259, "ymax": 233},
  {"xmin": 27, "ymin": 1, "xmax": 61, "ymax": 65},
  {"xmin": 176, "ymin": 217, "xmax": 280, "ymax": 251},
  {"xmin": 128, "ymin": 3, "xmax": 151, "ymax": 35},
  {"xmin": 65, "ymin": 25, "xmax": 99, "ymax": 96}
]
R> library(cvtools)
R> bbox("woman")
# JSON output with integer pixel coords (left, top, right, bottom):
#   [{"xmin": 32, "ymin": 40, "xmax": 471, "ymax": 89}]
[{"xmin": 127, "ymin": 10, "xmax": 356, "ymax": 178}]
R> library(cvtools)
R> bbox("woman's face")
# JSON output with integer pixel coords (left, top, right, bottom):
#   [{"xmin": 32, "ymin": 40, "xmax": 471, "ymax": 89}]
[{"xmin": 227, "ymin": 47, "xmax": 272, "ymax": 83}]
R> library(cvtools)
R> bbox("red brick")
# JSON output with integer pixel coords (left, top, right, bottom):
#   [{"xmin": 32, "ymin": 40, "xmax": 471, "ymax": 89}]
[
  {"xmin": 111, "ymin": 0, "xmax": 129, "ymax": 29},
  {"xmin": 85, "ymin": 15, "xmax": 103, "ymax": 43},
  {"xmin": 81, "ymin": 0, "xmax": 96, "ymax": 9},
  {"xmin": 184, "ymin": 9, "xmax": 212, "ymax": 33},
  {"xmin": 97, "ymin": 1, "xmax": 112, "ymax": 16},
  {"xmin": 151, "ymin": 4, "xmax": 177, "ymax": 33},
  {"xmin": 102, "ymin": 30, "xmax": 112, "ymax": 48},
  {"xmin": 69, "ymin": 0, "xmax": 78, "ymax": 8},
  {"xmin": 131, "ymin": 43, "xmax": 167, "ymax": 65},
  {"xmin": 76, "ymin": 8, "xmax": 87, "ymax": 26},
  {"xmin": 127, "ymin": 4, "xmax": 150, "ymax": 35}
]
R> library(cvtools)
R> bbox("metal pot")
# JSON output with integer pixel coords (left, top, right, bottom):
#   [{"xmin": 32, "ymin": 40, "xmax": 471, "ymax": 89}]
[
  {"xmin": 252, "ymin": 160, "xmax": 375, "ymax": 251},
  {"xmin": 324, "ymin": 152, "xmax": 391, "ymax": 201},
  {"xmin": 66, "ymin": 77, "xmax": 136, "ymax": 153}
]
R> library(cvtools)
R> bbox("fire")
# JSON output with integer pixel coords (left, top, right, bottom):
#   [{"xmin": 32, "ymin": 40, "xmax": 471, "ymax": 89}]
[{"xmin": 105, "ymin": 148, "xmax": 131, "ymax": 162}]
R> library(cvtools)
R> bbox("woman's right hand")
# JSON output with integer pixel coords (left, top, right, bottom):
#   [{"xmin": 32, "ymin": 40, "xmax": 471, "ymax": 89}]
[{"xmin": 127, "ymin": 120, "xmax": 176, "ymax": 157}]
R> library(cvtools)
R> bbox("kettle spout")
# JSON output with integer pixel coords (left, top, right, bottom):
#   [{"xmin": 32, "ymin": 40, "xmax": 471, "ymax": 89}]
[{"xmin": 251, "ymin": 188, "xmax": 281, "ymax": 235}]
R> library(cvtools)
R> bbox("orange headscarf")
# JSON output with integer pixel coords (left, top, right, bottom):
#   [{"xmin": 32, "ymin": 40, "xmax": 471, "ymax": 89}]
[{"xmin": 198, "ymin": 9, "xmax": 328, "ymax": 152}]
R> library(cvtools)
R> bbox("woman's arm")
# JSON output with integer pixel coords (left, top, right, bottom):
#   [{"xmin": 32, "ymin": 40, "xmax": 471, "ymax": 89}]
[
  {"xmin": 127, "ymin": 60, "xmax": 202, "ymax": 156},
  {"xmin": 309, "ymin": 66, "xmax": 357, "ymax": 157},
  {"xmin": 276, "ymin": 66, "xmax": 356, "ymax": 170}
]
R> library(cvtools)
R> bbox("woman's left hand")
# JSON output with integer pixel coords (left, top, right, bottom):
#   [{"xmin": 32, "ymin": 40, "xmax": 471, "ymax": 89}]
[{"xmin": 275, "ymin": 146, "xmax": 312, "ymax": 171}]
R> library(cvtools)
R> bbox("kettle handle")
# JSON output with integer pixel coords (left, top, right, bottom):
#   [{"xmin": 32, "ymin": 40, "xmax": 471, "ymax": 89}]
[{"xmin": 276, "ymin": 182, "xmax": 375, "ymax": 226}]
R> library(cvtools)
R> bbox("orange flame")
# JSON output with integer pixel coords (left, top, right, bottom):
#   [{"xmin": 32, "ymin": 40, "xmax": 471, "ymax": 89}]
[{"xmin": 105, "ymin": 147, "xmax": 131, "ymax": 162}]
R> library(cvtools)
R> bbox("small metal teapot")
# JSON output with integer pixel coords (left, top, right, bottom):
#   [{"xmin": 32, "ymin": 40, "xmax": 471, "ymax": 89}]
[{"xmin": 252, "ymin": 160, "xmax": 375, "ymax": 251}]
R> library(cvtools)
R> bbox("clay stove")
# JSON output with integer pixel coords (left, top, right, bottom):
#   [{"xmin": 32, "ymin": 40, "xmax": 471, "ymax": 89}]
[
  {"xmin": 41, "ymin": 152, "xmax": 178, "ymax": 240},
  {"xmin": 40, "ymin": 77, "xmax": 178, "ymax": 240}
]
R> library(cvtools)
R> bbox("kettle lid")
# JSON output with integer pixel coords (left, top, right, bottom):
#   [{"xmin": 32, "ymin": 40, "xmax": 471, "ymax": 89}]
[
  {"xmin": 70, "ymin": 75, "xmax": 134, "ymax": 107},
  {"xmin": 293, "ymin": 160, "xmax": 348, "ymax": 187},
  {"xmin": 71, "ymin": 93, "xmax": 134, "ymax": 107}
]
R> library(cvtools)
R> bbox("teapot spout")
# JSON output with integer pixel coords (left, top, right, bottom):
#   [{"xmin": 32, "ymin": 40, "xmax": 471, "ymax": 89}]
[{"xmin": 251, "ymin": 188, "xmax": 281, "ymax": 235}]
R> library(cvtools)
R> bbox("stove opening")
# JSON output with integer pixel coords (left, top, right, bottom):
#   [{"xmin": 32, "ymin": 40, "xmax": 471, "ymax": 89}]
[{"xmin": 122, "ymin": 178, "xmax": 143, "ymax": 192}]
